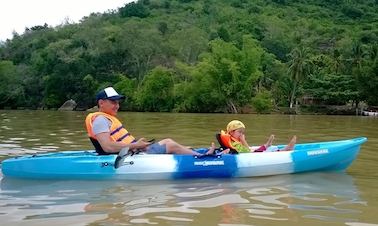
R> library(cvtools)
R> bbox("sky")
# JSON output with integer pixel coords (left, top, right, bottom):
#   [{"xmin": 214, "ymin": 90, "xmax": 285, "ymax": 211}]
[{"xmin": 0, "ymin": 0, "xmax": 133, "ymax": 41}]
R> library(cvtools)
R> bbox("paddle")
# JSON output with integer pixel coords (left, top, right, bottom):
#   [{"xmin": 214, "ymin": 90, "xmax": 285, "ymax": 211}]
[
  {"xmin": 113, "ymin": 138, "xmax": 156, "ymax": 169},
  {"xmin": 114, "ymin": 147, "xmax": 132, "ymax": 169}
]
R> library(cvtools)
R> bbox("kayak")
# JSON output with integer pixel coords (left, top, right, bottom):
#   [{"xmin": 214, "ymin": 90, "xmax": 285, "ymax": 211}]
[{"xmin": 1, "ymin": 137, "xmax": 367, "ymax": 180}]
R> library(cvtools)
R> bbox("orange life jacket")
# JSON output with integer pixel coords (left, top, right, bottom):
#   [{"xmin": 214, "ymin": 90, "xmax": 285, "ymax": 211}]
[
  {"xmin": 85, "ymin": 112, "xmax": 136, "ymax": 145},
  {"xmin": 219, "ymin": 130, "xmax": 240, "ymax": 150},
  {"xmin": 218, "ymin": 130, "xmax": 266, "ymax": 153}
]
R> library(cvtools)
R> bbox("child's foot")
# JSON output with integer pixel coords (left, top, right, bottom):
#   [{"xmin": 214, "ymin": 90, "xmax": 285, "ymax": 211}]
[
  {"xmin": 282, "ymin": 135, "xmax": 296, "ymax": 151},
  {"xmin": 221, "ymin": 148, "xmax": 230, "ymax": 154},
  {"xmin": 206, "ymin": 142, "xmax": 216, "ymax": 155}
]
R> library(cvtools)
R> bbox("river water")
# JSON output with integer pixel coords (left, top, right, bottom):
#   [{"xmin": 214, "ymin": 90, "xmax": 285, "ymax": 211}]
[{"xmin": 0, "ymin": 110, "xmax": 377, "ymax": 226}]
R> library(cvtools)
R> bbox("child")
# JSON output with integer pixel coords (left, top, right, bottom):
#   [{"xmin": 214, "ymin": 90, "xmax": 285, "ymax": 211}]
[{"xmin": 218, "ymin": 120, "xmax": 296, "ymax": 154}]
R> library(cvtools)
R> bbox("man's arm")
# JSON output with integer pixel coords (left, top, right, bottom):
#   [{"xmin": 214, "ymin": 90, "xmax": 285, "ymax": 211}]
[{"xmin": 95, "ymin": 132, "xmax": 151, "ymax": 153}]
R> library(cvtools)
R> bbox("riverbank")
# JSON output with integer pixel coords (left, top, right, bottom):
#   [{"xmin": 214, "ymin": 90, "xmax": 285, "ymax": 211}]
[
  {"xmin": 0, "ymin": 104, "xmax": 372, "ymax": 116},
  {"xmin": 278, "ymin": 105, "xmax": 363, "ymax": 115}
]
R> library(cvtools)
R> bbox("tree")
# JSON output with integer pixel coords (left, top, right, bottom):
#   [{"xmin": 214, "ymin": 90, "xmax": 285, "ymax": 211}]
[
  {"xmin": 0, "ymin": 61, "xmax": 23, "ymax": 108},
  {"xmin": 114, "ymin": 75, "xmax": 138, "ymax": 111},
  {"xmin": 287, "ymin": 47, "xmax": 312, "ymax": 108},
  {"xmin": 177, "ymin": 36, "xmax": 266, "ymax": 113},
  {"xmin": 1, "ymin": 0, "xmax": 377, "ymax": 112},
  {"xmin": 358, "ymin": 63, "xmax": 378, "ymax": 105},
  {"xmin": 217, "ymin": 26, "xmax": 231, "ymax": 42},
  {"xmin": 251, "ymin": 90, "xmax": 273, "ymax": 113},
  {"xmin": 349, "ymin": 41, "xmax": 367, "ymax": 72},
  {"xmin": 74, "ymin": 74, "xmax": 99, "ymax": 109},
  {"xmin": 115, "ymin": 21, "xmax": 166, "ymax": 83},
  {"xmin": 305, "ymin": 72, "xmax": 359, "ymax": 105},
  {"xmin": 356, "ymin": 44, "xmax": 378, "ymax": 106},
  {"xmin": 331, "ymin": 49, "xmax": 343, "ymax": 74},
  {"xmin": 136, "ymin": 66, "xmax": 175, "ymax": 112},
  {"xmin": 347, "ymin": 41, "xmax": 369, "ymax": 107},
  {"xmin": 119, "ymin": 1, "xmax": 150, "ymax": 18},
  {"xmin": 157, "ymin": 22, "xmax": 168, "ymax": 35},
  {"xmin": 169, "ymin": 27, "xmax": 208, "ymax": 65}
]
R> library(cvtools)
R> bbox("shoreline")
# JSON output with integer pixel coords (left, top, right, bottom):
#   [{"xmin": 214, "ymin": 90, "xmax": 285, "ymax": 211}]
[{"xmin": 0, "ymin": 105, "xmax": 373, "ymax": 116}]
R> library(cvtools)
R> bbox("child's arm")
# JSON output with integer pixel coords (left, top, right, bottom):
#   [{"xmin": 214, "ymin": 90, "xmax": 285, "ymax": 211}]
[{"xmin": 239, "ymin": 134, "xmax": 250, "ymax": 148}]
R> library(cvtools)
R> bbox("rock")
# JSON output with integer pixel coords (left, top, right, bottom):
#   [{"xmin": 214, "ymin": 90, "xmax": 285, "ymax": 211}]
[
  {"xmin": 58, "ymin": 99, "xmax": 77, "ymax": 111},
  {"xmin": 86, "ymin": 106, "xmax": 99, "ymax": 112}
]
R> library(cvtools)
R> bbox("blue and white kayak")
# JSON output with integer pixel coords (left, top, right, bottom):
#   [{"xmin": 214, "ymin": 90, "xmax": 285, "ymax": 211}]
[{"xmin": 1, "ymin": 137, "xmax": 367, "ymax": 180}]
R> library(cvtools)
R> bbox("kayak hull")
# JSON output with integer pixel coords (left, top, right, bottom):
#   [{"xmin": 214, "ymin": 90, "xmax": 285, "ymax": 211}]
[{"xmin": 1, "ymin": 137, "xmax": 367, "ymax": 180}]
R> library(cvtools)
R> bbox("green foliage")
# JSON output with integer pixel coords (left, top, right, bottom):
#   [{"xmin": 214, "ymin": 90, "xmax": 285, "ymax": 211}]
[
  {"xmin": 76, "ymin": 74, "xmax": 99, "ymax": 108},
  {"xmin": 251, "ymin": 90, "xmax": 273, "ymax": 113},
  {"xmin": 114, "ymin": 75, "xmax": 138, "ymax": 111},
  {"xmin": 272, "ymin": 0, "xmax": 287, "ymax": 4},
  {"xmin": 217, "ymin": 26, "xmax": 231, "ymax": 42},
  {"xmin": 169, "ymin": 27, "xmax": 208, "ymax": 65},
  {"xmin": 356, "ymin": 60, "xmax": 378, "ymax": 105},
  {"xmin": 119, "ymin": 1, "xmax": 150, "ymax": 18},
  {"xmin": 0, "ymin": 0, "xmax": 377, "ymax": 111},
  {"xmin": 342, "ymin": 6, "xmax": 364, "ymax": 19},
  {"xmin": 0, "ymin": 61, "xmax": 24, "ymax": 108},
  {"xmin": 157, "ymin": 22, "xmax": 168, "ymax": 35},
  {"xmin": 136, "ymin": 66, "xmax": 174, "ymax": 112},
  {"xmin": 305, "ymin": 73, "xmax": 359, "ymax": 105},
  {"xmin": 287, "ymin": 47, "xmax": 312, "ymax": 108},
  {"xmin": 175, "ymin": 36, "xmax": 265, "ymax": 113}
]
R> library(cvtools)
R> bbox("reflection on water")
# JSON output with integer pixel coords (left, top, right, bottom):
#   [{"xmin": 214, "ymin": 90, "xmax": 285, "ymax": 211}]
[
  {"xmin": 1, "ymin": 110, "xmax": 378, "ymax": 225},
  {"xmin": 0, "ymin": 173, "xmax": 373, "ymax": 226}
]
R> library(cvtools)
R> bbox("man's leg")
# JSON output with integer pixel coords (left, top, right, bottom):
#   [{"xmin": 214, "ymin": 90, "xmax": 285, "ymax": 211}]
[{"xmin": 159, "ymin": 138, "xmax": 199, "ymax": 155}]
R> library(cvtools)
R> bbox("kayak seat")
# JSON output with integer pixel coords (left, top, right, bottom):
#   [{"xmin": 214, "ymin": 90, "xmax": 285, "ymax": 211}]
[
  {"xmin": 89, "ymin": 137, "xmax": 113, "ymax": 155},
  {"xmin": 90, "ymin": 137, "xmax": 144, "ymax": 156},
  {"xmin": 215, "ymin": 133, "xmax": 239, "ymax": 154}
]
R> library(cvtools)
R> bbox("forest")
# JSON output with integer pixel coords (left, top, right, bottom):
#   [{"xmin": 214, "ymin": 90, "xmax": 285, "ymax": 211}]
[{"xmin": 0, "ymin": 0, "xmax": 377, "ymax": 113}]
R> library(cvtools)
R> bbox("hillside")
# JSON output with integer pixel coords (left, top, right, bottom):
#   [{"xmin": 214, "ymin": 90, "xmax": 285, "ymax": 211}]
[{"xmin": 0, "ymin": 0, "xmax": 377, "ymax": 113}]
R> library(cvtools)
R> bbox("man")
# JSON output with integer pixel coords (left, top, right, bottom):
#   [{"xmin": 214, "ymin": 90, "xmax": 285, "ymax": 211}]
[{"xmin": 85, "ymin": 87, "xmax": 200, "ymax": 155}]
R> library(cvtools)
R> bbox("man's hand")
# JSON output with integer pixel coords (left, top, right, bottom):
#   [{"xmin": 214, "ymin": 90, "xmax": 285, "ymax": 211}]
[{"xmin": 132, "ymin": 138, "xmax": 152, "ymax": 150}]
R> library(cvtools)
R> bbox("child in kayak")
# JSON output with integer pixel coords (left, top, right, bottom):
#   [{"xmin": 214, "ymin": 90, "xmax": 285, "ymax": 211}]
[{"xmin": 215, "ymin": 120, "xmax": 296, "ymax": 154}]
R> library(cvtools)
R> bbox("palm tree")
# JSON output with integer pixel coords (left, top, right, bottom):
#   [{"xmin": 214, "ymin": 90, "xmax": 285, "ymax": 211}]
[
  {"xmin": 368, "ymin": 44, "xmax": 377, "ymax": 65},
  {"xmin": 287, "ymin": 46, "xmax": 311, "ymax": 108},
  {"xmin": 350, "ymin": 41, "xmax": 366, "ymax": 71},
  {"xmin": 331, "ymin": 49, "xmax": 343, "ymax": 74}
]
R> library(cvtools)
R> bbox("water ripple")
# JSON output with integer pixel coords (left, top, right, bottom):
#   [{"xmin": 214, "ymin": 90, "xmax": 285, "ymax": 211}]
[{"xmin": 1, "ymin": 111, "xmax": 377, "ymax": 225}]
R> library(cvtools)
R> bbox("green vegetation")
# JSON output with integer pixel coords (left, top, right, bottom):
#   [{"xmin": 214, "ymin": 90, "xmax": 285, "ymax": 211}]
[{"xmin": 0, "ymin": 0, "xmax": 377, "ymax": 113}]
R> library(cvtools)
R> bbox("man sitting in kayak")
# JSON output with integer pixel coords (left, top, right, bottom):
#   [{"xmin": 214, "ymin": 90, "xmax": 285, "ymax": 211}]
[
  {"xmin": 214, "ymin": 120, "xmax": 296, "ymax": 154},
  {"xmin": 85, "ymin": 87, "xmax": 215, "ymax": 155}
]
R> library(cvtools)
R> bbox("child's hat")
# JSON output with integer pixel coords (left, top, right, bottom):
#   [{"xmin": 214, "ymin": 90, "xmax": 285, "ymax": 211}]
[{"xmin": 226, "ymin": 120, "xmax": 245, "ymax": 133}]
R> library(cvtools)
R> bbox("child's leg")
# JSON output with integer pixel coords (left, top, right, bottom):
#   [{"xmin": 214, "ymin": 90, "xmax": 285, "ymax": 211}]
[
  {"xmin": 206, "ymin": 142, "xmax": 216, "ymax": 155},
  {"xmin": 265, "ymin": 134, "xmax": 275, "ymax": 148},
  {"xmin": 281, "ymin": 135, "xmax": 296, "ymax": 151}
]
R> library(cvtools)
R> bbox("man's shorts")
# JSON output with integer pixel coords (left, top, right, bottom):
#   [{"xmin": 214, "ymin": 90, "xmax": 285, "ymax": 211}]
[{"xmin": 146, "ymin": 142, "xmax": 167, "ymax": 154}]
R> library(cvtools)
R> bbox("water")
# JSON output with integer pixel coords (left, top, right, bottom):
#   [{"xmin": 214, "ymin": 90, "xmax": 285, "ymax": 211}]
[{"xmin": 0, "ymin": 110, "xmax": 377, "ymax": 225}]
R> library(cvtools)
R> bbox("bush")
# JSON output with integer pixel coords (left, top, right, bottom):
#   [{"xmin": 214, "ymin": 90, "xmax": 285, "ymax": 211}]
[
  {"xmin": 136, "ymin": 66, "xmax": 174, "ymax": 112},
  {"xmin": 119, "ymin": 1, "xmax": 150, "ymax": 18},
  {"xmin": 114, "ymin": 76, "xmax": 138, "ymax": 111},
  {"xmin": 251, "ymin": 91, "xmax": 273, "ymax": 113},
  {"xmin": 342, "ymin": 6, "xmax": 363, "ymax": 19}
]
